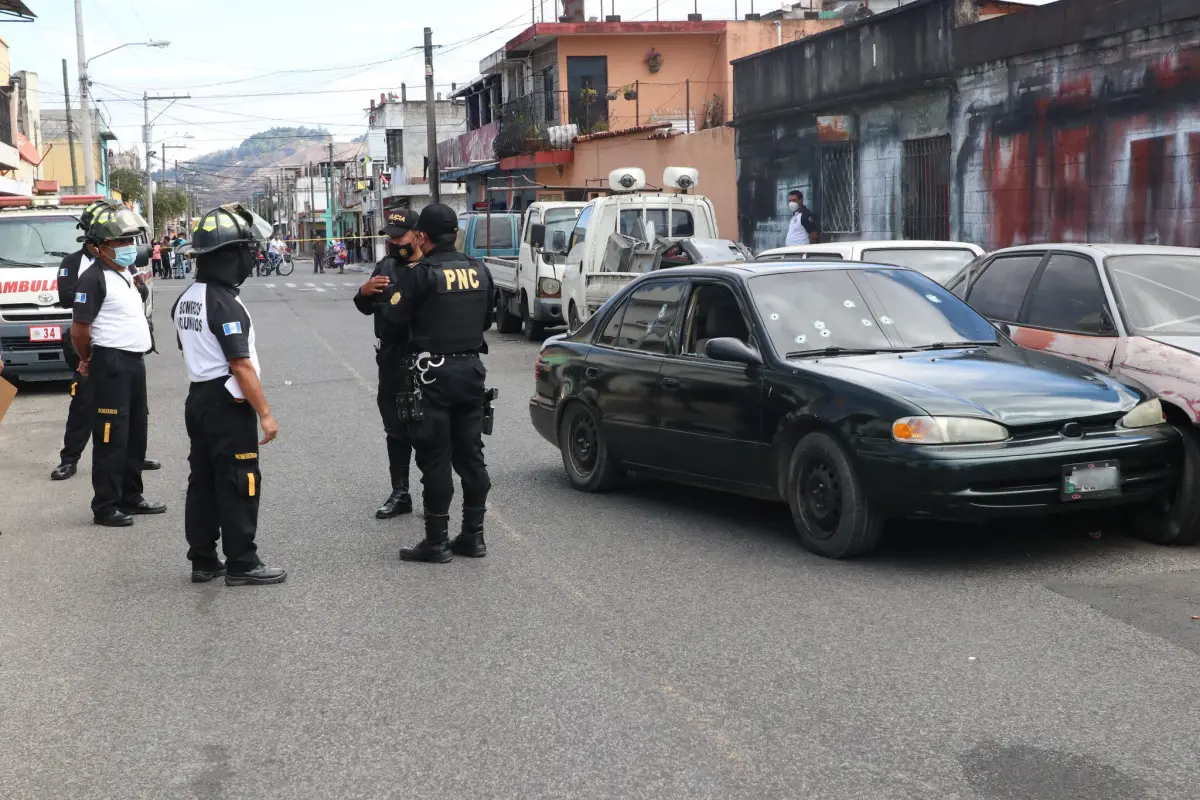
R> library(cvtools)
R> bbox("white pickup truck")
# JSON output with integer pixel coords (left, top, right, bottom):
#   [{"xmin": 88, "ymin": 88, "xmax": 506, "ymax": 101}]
[
  {"xmin": 561, "ymin": 167, "xmax": 747, "ymax": 330},
  {"xmin": 483, "ymin": 201, "xmax": 584, "ymax": 340}
]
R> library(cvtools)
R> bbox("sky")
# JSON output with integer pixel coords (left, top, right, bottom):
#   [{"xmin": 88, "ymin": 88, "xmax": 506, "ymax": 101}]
[{"xmin": 7, "ymin": 0, "xmax": 1058, "ymax": 170}]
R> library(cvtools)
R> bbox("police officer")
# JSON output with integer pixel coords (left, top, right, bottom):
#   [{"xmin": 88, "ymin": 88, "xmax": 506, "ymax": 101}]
[
  {"xmin": 171, "ymin": 204, "xmax": 286, "ymax": 586},
  {"xmin": 383, "ymin": 203, "xmax": 495, "ymax": 563},
  {"xmin": 353, "ymin": 210, "xmax": 419, "ymax": 519},
  {"xmin": 71, "ymin": 205, "xmax": 166, "ymax": 526},
  {"xmin": 52, "ymin": 200, "xmax": 161, "ymax": 481}
]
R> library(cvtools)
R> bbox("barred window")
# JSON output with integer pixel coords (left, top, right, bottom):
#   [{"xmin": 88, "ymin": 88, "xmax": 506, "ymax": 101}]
[
  {"xmin": 902, "ymin": 135, "xmax": 952, "ymax": 241},
  {"xmin": 820, "ymin": 143, "xmax": 858, "ymax": 234}
]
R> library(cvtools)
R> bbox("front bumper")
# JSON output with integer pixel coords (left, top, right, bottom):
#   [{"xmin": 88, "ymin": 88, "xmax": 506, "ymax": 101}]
[
  {"xmin": 0, "ymin": 321, "xmax": 71, "ymax": 380},
  {"xmin": 530, "ymin": 395, "xmax": 558, "ymax": 446},
  {"xmin": 856, "ymin": 425, "xmax": 1181, "ymax": 520},
  {"xmin": 532, "ymin": 297, "xmax": 563, "ymax": 323}
]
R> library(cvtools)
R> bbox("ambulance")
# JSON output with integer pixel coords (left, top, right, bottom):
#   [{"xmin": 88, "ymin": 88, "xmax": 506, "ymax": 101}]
[{"xmin": 0, "ymin": 194, "xmax": 154, "ymax": 382}]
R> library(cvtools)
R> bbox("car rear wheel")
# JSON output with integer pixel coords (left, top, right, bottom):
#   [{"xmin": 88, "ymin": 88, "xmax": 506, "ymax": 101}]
[
  {"xmin": 559, "ymin": 402, "xmax": 620, "ymax": 492},
  {"xmin": 521, "ymin": 295, "xmax": 545, "ymax": 341},
  {"xmin": 1133, "ymin": 425, "xmax": 1200, "ymax": 545},
  {"xmin": 496, "ymin": 292, "xmax": 521, "ymax": 334},
  {"xmin": 787, "ymin": 431, "xmax": 883, "ymax": 558}
]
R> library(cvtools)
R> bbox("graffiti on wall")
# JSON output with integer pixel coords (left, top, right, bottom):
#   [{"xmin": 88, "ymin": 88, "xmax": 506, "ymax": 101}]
[{"xmin": 957, "ymin": 44, "xmax": 1200, "ymax": 250}]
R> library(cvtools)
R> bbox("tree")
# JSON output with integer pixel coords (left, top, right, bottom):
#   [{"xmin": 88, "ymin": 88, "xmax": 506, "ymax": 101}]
[
  {"xmin": 110, "ymin": 168, "xmax": 145, "ymax": 204},
  {"xmin": 153, "ymin": 186, "xmax": 190, "ymax": 235}
]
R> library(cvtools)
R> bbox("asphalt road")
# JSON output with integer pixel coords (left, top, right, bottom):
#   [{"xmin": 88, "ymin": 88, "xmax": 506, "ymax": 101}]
[{"xmin": 2, "ymin": 274, "xmax": 1199, "ymax": 800}]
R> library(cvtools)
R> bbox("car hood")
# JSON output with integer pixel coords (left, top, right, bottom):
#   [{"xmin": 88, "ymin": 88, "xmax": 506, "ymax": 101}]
[
  {"xmin": 1146, "ymin": 335, "xmax": 1200, "ymax": 358},
  {"xmin": 793, "ymin": 345, "xmax": 1143, "ymax": 426}
]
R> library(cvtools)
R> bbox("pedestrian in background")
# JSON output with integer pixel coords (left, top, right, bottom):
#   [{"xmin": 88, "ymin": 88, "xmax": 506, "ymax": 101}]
[
  {"xmin": 381, "ymin": 203, "xmax": 495, "ymax": 563},
  {"xmin": 71, "ymin": 205, "xmax": 166, "ymax": 527},
  {"xmin": 313, "ymin": 238, "xmax": 326, "ymax": 274},
  {"xmin": 171, "ymin": 204, "xmax": 286, "ymax": 586},
  {"xmin": 785, "ymin": 189, "xmax": 819, "ymax": 246}
]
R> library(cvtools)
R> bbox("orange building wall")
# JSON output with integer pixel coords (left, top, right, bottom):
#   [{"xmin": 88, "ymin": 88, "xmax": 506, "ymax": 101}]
[{"xmin": 538, "ymin": 126, "xmax": 738, "ymax": 239}]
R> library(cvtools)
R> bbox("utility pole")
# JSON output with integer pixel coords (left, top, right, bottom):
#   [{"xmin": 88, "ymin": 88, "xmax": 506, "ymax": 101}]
[
  {"xmin": 61, "ymin": 59, "xmax": 79, "ymax": 192},
  {"xmin": 142, "ymin": 92, "xmax": 190, "ymax": 235},
  {"xmin": 373, "ymin": 155, "xmax": 385, "ymax": 261},
  {"xmin": 325, "ymin": 141, "xmax": 335, "ymax": 243},
  {"xmin": 74, "ymin": 0, "xmax": 95, "ymax": 192},
  {"xmin": 424, "ymin": 27, "xmax": 440, "ymax": 203}
]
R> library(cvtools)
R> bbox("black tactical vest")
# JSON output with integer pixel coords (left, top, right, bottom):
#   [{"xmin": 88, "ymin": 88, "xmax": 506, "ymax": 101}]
[{"xmin": 409, "ymin": 248, "xmax": 492, "ymax": 355}]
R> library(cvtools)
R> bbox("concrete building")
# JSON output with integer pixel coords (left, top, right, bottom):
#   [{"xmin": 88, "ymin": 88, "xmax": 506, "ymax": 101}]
[
  {"xmin": 0, "ymin": 36, "xmax": 46, "ymax": 196},
  {"xmin": 365, "ymin": 91, "xmax": 467, "ymax": 217},
  {"xmin": 731, "ymin": 0, "xmax": 1190, "ymax": 252},
  {"xmin": 40, "ymin": 108, "xmax": 117, "ymax": 197}
]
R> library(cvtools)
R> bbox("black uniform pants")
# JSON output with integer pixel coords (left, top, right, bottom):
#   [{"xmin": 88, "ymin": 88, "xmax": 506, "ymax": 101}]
[
  {"xmin": 376, "ymin": 348, "xmax": 412, "ymax": 490},
  {"xmin": 410, "ymin": 402, "xmax": 491, "ymax": 515},
  {"xmin": 89, "ymin": 347, "xmax": 148, "ymax": 516},
  {"xmin": 184, "ymin": 378, "xmax": 263, "ymax": 570},
  {"xmin": 60, "ymin": 368, "xmax": 94, "ymax": 464}
]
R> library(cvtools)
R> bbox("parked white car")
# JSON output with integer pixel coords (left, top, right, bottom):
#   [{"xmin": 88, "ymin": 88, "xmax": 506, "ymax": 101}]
[{"xmin": 756, "ymin": 240, "xmax": 984, "ymax": 285}]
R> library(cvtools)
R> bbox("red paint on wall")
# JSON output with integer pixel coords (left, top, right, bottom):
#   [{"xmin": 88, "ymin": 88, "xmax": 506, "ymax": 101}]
[
  {"xmin": 983, "ymin": 130, "xmax": 1033, "ymax": 247},
  {"xmin": 1051, "ymin": 126, "xmax": 1091, "ymax": 241}
]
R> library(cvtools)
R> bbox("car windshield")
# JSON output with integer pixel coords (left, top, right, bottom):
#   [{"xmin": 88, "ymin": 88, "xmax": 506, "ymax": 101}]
[
  {"xmin": 861, "ymin": 248, "xmax": 977, "ymax": 285},
  {"xmin": 543, "ymin": 208, "xmax": 580, "ymax": 251},
  {"xmin": 1107, "ymin": 254, "xmax": 1200, "ymax": 336},
  {"xmin": 0, "ymin": 215, "xmax": 80, "ymax": 267},
  {"xmin": 748, "ymin": 268, "xmax": 999, "ymax": 356}
]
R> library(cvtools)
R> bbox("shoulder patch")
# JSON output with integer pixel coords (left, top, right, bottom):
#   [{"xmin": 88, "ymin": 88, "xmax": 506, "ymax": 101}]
[
  {"xmin": 74, "ymin": 292, "xmax": 87, "ymax": 304},
  {"xmin": 221, "ymin": 321, "xmax": 243, "ymax": 336},
  {"xmin": 60, "ymin": 268, "xmax": 69, "ymax": 277}
]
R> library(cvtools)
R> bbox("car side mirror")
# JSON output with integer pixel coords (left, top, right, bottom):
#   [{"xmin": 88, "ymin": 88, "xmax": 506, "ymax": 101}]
[
  {"xmin": 1100, "ymin": 306, "xmax": 1117, "ymax": 334},
  {"xmin": 705, "ymin": 337, "xmax": 762, "ymax": 365},
  {"xmin": 529, "ymin": 223, "xmax": 546, "ymax": 249},
  {"xmin": 552, "ymin": 230, "xmax": 568, "ymax": 252},
  {"xmin": 135, "ymin": 243, "xmax": 151, "ymax": 268}
]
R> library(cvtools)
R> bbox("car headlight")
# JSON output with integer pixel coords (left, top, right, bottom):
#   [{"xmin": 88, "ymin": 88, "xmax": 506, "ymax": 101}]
[
  {"xmin": 538, "ymin": 277, "xmax": 561, "ymax": 297},
  {"xmin": 892, "ymin": 416, "xmax": 1010, "ymax": 444},
  {"xmin": 1119, "ymin": 399, "xmax": 1165, "ymax": 429}
]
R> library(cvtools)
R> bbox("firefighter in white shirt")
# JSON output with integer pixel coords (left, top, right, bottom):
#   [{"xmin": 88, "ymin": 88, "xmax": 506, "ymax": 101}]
[
  {"xmin": 171, "ymin": 204, "xmax": 286, "ymax": 586},
  {"xmin": 71, "ymin": 205, "xmax": 166, "ymax": 527}
]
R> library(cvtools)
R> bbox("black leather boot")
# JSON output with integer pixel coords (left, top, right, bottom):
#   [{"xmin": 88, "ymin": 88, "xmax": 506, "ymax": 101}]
[
  {"xmin": 375, "ymin": 485, "xmax": 413, "ymax": 518},
  {"xmin": 400, "ymin": 512, "xmax": 453, "ymax": 563},
  {"xmin": 450, "ymin": 506, "xmax": 487, "ymax": 558}
]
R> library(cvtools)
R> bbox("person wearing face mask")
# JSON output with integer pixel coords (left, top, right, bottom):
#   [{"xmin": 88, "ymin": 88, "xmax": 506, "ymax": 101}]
[
  {"xmin": 353, "ymin": 209, "xmax": 419, "ymax": 520},
  {"xmin": 169, "ymin": 204, "xmax": 285, "ymax": 586},
  {"xmin": 71, "ymin": 205, "xmax": 166, "ymax": 527},
  {"xmin": 785, "ymin": 189, "xmax": 818, "ymax": 246},
  {"xmin": 381, "ymin": 203, "xmax": 496, "ymax": 564}
]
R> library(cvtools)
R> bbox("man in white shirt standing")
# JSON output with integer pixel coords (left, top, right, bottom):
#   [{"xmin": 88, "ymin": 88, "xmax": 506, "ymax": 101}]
[
  {"xmin": 785, "ymin": 189, "xmax": 818, "ymax": 247},
  {"xmin": 171, "ymin": 204, "xmax": 285, "ymax": 586},
  {"xmin": 71, "ymin": 206, "xmax": 166, "ymax": 527}
]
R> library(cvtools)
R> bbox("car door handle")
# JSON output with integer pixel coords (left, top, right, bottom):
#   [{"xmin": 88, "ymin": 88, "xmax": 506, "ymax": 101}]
[
  {"xmin": 585, "ymin": 367, "xmax": 601, "ymax": 378},
  {"xmin": 660, "ymin": 377, "xmax": 680, "ymax": 389}
]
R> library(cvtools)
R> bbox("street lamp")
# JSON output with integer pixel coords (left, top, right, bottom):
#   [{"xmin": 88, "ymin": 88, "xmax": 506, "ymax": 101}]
[{"xmin": 74, "ymin": 10, "xmax": 172, "ymax": 193}]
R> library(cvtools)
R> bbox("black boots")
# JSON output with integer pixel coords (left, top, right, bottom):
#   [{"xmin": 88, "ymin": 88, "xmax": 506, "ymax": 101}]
[
  {"xmin": 375, "ymin": 486, "xmax": 413, "ymax": 518},
  {"xmin": 450, "ymin": 506, "xmax": 487, "ymax": 558},
  {"xmin": 51, "ymin": 461, "xmax": 78, "ymax": 481},
  {"xmin": 400, "ymin": 512, "xmax": 453, "ymax": 563}
]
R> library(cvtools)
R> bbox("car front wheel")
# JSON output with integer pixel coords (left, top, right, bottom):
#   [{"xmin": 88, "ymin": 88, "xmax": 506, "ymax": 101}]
[
  {"xmin": 558, "ymin": 402, "xmax": 620, "ymax": 492},
  {"xmin": 787, "ymin": 431, "xmax": 883, "ymax": 558},
  {"xmin": 1133, "ymin": 424, "xmax": 1200, "ymax": 545}
]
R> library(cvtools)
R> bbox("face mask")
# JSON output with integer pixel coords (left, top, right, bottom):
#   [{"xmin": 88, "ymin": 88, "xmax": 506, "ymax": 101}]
[
  {"xmin": 111, "ymin": 245, "xmax": 137, "ymax": 268},
  {"xmin": 235, "ymin": 249, "xmax": 255, "ymax": 286},
  {"xmin": 388, "ymin": 242, "xmax": 415, "ymax": 262},
  {"xmin": 788, "ymin": 201, "xmax": 800, "ymax": 213}
]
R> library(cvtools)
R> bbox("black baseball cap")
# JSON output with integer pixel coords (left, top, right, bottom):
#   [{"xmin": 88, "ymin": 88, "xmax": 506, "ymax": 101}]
[
  {"xmin": 417, "ymin": 203, "xmax": 459, "ymax": 237},
  {"xmin": 380, "ymin": 209, "xmax": 417, "ymax": 237}
]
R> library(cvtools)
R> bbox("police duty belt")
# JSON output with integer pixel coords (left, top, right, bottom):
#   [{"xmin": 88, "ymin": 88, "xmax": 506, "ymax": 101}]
[{"xmin": 413, "ymin": 351, "xmax": 445, "ymax": 385}]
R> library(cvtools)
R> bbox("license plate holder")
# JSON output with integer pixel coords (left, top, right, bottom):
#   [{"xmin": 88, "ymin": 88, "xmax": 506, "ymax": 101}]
[
  {"xmin": 28, "ymin": 325, "xmax": 63, "ymax": 343},
  {"xmin": 1062, "ymin": 460, "xmax": 1121, "ymax": 502}
]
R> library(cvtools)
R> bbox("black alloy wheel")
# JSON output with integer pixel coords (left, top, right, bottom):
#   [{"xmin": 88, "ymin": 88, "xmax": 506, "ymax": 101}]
[
  {"xmin": 786, "ymin": 431, "xmax": 883, "ymax": 558},
  {"xmin": 799, "ymin": 458, "xmax": 842, "ymax": 539},
  {"xmin": 558, "ymin": 402, "xmax": 620, "ymax": 492}
]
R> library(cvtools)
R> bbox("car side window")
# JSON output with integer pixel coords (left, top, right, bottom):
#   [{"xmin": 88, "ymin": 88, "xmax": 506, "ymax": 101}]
[
  {"xmin": 966, "ymin": 254, "xmax": 1044, "ymax": 322},
  {"xmin": 1026, "ymin": 254, "xmax": 1111, "ymax": 334},
  {"xmin": 947, "ymin": 256, "xmax": 984, "ymax": 299},
  {"xmin": 615, "ymin": 280, "xmax": 686, "ymax": 354},
  {"xmin": 569, "ymin": 205, "xmax": 594, "ymax": 252},
  {"xmin": 596, "ymin": 300, "xmax": 627, "ymax": 347},
  {"xmin": 682, "ymin": 284, "xmax": 751, "ymax": 357}
]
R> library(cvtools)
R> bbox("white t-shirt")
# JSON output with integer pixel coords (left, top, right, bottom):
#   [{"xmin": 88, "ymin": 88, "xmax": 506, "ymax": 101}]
[
  {"xmin": 72, "ymin": 266, "xmax": 152, "ymax": 353},
  {"xmin": 786, "ymin": 211, "xmax": 811, "ymax": 246},
  {"xmin": 268, "ymin": 238, "xmax": 284, "ymax": 255},
  {"xmin": 171, "ymin": 281, "xmax": 260, "ymax": 399}
]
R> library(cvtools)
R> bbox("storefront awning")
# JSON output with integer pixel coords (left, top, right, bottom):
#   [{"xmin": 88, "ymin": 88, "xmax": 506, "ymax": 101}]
[{"xmin": 441, "ymin": 161, "xmax": 498, "ymax": 182}]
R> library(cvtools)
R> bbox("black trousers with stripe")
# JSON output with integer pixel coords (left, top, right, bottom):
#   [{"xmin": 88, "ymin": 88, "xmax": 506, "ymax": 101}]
[
  {"xmin": 89, "ymin": 347, "xmax": 148, "ymax": 516},
  {"xmin": 183, "ymin": 378, "xmax": 263, "ymax": 570},
  {"xmin": 60, "ymin": 368, "xmax": 93, "ymax": 465}
]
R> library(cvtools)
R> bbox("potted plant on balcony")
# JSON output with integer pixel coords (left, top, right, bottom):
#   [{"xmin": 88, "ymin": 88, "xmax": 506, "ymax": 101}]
[
  {"xmin": 605, "ymin": 88, "xmax": 619, "ymax": 102},
  {"xmin": 644, "ymin": 48, "xmax": 663, "ymax": 74},
  {"xmin": 622, "ymin": 83, "xmax": 638, "ymax": 101}
]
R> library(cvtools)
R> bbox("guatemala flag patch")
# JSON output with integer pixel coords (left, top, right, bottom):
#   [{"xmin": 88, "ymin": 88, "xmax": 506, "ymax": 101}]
[
  {"xmin": 222, "ymin": 321, "xmax": 243, "ymax": 335},
  {"xmin": 60, "ymin": 268, "xmax": 69, "ymax": 277},
  {"xmin": 74, "ymin": 292, "xmax": 87, "ymax": 303}
]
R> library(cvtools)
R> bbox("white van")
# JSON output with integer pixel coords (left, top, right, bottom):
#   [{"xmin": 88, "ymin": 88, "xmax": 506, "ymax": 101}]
[{"xmin": 756, "ymin": 240, "xmax": 984, "ymax": 285}]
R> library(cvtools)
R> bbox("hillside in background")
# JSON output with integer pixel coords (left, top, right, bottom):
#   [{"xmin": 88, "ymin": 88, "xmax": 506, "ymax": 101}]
[{"xmin": 153, "ymin": 127, "xmax": 363, "ymax": 211}]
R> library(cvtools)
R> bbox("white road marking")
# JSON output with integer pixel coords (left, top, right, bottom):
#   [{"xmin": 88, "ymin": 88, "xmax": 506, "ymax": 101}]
[
  {"xmin": 315, "ymin": 287, "xmax": 326, "ymax": 292},
  {"xmin": 304, "ymin": 282, "xmax": 315, "ymax": 287},
  {"xmin": 324, "ymin": 282, "xmax": 335, "ymax": 287},
  {"xmin": 263, "ymin": 283, "xmax": 276, "ymax": 288},
  {"xmin": 286, "ymin": 283, "xmax": 297, "ymax": 288},
  {"xmin": 342, "ymin": 282, "xmax": 355, "ymax": 286}
]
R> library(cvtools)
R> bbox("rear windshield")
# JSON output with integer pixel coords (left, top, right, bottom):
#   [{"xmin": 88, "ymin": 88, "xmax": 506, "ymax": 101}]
[
  {"xmin": 1107, "ymin": 254, "xmax": 1200, "ymax": 336},
  {"xmin": 472, "ymin": 217, "xmax": 516, "ymax": 250},
  {"xmin": 861, "ymin": 248, "xmax": 977, "ymax": 285},
  {"xmin": 0, "ymin": 214, "xmax": 81, "ymax": 267}
]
